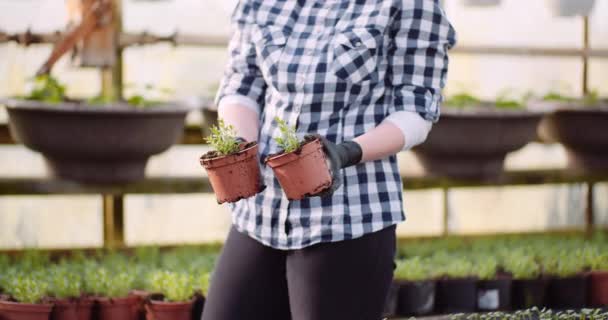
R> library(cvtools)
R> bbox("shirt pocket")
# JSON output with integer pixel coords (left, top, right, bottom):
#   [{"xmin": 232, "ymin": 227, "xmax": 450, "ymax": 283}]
[
  {"xmin": 253, "ymin": 26, "xmax": 288, "ymax": 79},
  {"xmin": 331, "ymin": 27, "xmax": 381, "ymax": 83}
]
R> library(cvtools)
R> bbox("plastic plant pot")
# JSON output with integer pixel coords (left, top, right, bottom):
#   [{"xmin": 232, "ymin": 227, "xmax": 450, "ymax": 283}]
[
  {"xmin": 547, "ymin": 274, "xmax": 588, "ymax": 309},
  {"xmin": 0, "ymin": 300, "xmax": 53, "ymax": 320},
  {"xmin": 588, "ymin": 271, "xmax": 608, "ymax": 307},
  {"xmin": 435, "ymin": 278, "xmax": 478, "ymax": 313},
  {"xmin": 511, "ymin": 278, "xmax": 549, "ymax": 309},
  {"xmin": 145, "ymin": 300, "xmax": 193, "ymax": 320},
  {"xmin": 396, "ymin": 280, "xmax": 436, "ymax": 316},
  {"xmin": 97, "ymin": 296, "xmax": 140, "ymax": 320},
  {"xmin": 477, "ymin": 278, "xmax": 512, "ymax": 311}
]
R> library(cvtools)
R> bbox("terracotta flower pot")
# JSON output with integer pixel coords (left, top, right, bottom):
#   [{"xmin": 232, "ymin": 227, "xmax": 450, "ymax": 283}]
[
  {"xmin": 396, "ymin": 280, "xmax": 436, "ymax": 316},
  {"xmin": 476, "ymin": 278, "xmax": 512, "ymax": 311},
  {"xmin": 435, "ymin": 278, "xmax": 478, "ymax": 313},
  {"xmin": 0, "ymin": 300, "xmax": 53, "ymax": 320},
  {"xmin": 51, "ymin": 299, "xmax": 78, "ymax": 320},
  {"xmin": 511, "ymin": 278, "xmax": 548, "ymax": 309},
  {"xmin": 200, "ymin": 142, "xmax": 263, "ymax": 204},
  {"xmin": 588, "ymin": 271, "xmax": 608, "ymax": 307},
  {"xmin": 4, "ymin": 99, "xmax": 190, "ymax": 184},
  {"xmin": 76, "ymin": 298, "xmax": 94, "ymax": 320},
  {"xmin": 265, "ymin": 137, "xmax": 332, "ymax": 200},
  {"xmin": 145, "ymin": 300, "xmax": 193, "ymax": 320},
  {"xmin": 535, "ymin": 102, "xmax": 608, "ymax": 172},
  {"xmin": 96, "ymin": 296, "xmax": 139, "ymax": 320},
  {"xmin": 413, "ymin": 106, "xmax": 543, "ymax": 179},
  {"xmin": 547, "ymin": 274, "xmax": 588, "ymax": 309}
]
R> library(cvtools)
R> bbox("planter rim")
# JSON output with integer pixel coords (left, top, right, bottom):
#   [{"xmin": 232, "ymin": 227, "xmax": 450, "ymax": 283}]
[
  {"xmin": 96, "ymin": 295, "xmax": 140, "ymax": 305},
  {"xmin": 2, "ymin": 98, "xmax": 193, "ymax": 115},
  {"xmin": 265, "ymin": 138, "xmax": 324, "ymax": 168},
  {"xmin": 0, "ymin": 300, "xmax": 54, "ymax": 312},
  {"xmin": 528, "ymin": 99, "xmax": 608, "ymax": 112},
  {"xmin": 200, "ymin": 143, "xmax": 258, "ymax": 169},
  {"xmin": 442, "ymin": 105, "xmax": 545, "ymax": 117},
  {"xmin": 149, "ymin": 299, "xmax": 194, "ymax": 306}
]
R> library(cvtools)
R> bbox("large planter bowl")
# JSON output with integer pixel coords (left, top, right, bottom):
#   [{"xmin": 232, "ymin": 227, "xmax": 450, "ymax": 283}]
[
  {"xmin": 4, "ymin": 99, "xmax": 191, "ymax": 184},
  {"xmin": 534, "ymin": 101, "xmax": 608, "ymax": 172},
  {"xmin": 413, "ymin": 105, "xmax": 543, "ymax": 179}
]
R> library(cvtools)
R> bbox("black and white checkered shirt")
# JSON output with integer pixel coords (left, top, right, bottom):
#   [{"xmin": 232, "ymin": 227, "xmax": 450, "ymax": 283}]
[{"xmin": 216, "ymin": 0, "xmax": 456, "ymax": 249}]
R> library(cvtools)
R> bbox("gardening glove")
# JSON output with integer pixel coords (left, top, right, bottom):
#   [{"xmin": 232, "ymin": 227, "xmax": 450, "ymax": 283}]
[{"xmin": 304, "ymin": 134, "xmax": 363, "ymax": 198}]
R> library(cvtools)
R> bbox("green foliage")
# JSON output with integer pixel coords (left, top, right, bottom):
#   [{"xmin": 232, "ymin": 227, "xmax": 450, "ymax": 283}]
[
  {"xmin": 394, "ymin": 257, "xmax": 430, "ymax": 281},
  {"xmin": 475, "ymin": 256, "xmax": 498, "ymax": 280},
  {"xmin": 47, "ymin": 265, "xmax": 82, "ymax": 299},
  {"xmin": 541, "ymin": 251, "xmax": 585, "ymax": 277},
  {"xmin": 25, "ymin": 74, "xmax": 66, "ymax": 104},
  {"xmin": 502, "ymin": 251, "xmax": 541, "ymax": 280},
  {"xmin": 582, "ymin": 90, "xmax": 600, "ymax": 107},
  {"xmin": 542, "ymin": 91, "xmax": 575, "ymax": 102},
  {"xmin": 205, "ymin": 119, "xmax": 241, "ymax": 156},
  {"xmin": 84, "ymin": 267, "xmax": 135, "ymax": 298},
  {"xmin": 8, "ymin": 273, "xmax": 49, "ymax": 304},
  {"xmin": 274, "ymin": 117, "xmax": 300, "ymax": 153},
  {"xmin": 148, "ymin": 271, "xmax": 194, "ymax": 302},
  {"xmin": 495, "ymin": 90, "xmax": 525, "ymax": 109},
  {"xmin": 444, "ymin": 93, "xmax": 481, "ymax": 108},
  {"xmin": 124, "ymin": 83, "xmax": 172, "ymax": 108},
  {"xmin": 193, "ymin": 272, "xmax": 211, "ymax": 295}
]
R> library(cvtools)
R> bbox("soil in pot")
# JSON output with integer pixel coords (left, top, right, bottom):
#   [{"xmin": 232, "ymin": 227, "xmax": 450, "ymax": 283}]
[
  {"xmin": 477, "ymin": 278, "xmax": 512, "ymax": 311},
  {"xmin": 435, "ymin": 278, "xmax": 477, "ymax": 314},
  {"xmin": 96, "ymin": 296, "xmax": 139, "ymax": 320},
  {"xmin": 145, "ymin": 300, "xmax": 193, "ymax": 320},
  {"xmin": 265, "ymin": 137, "xmax": 332, "ymax": 200},
  {"xmin": 51, "ymin": 299, "xmax": 78, "ymax": 320},
  {"xmin": 0, "ymin": 300, "xmax": 54, "ymax": 320},
  {"xmin": 382, "ymin": 281, "xmax": 399, "ymax": 318},
  {"xmin": 396, "ymin": 280, "xmax": 436, "ymax": 316},
  {"xmin": 200, "ymin": 142, "xmax": 263, "ymax": 204},
  {"xmin": 588, "ymin": 271, "xmax": 608, "ymax": 307},
  {"xmin": 511, "ymin": 278, "xmax": 548, "ymax": 309},
  {"xmin": 547, "ymin": 274, "xmax": 588, "ymax": 309}
]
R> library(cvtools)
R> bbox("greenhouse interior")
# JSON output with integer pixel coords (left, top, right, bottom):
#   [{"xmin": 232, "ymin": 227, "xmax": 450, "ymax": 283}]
[{"xmin": 0, "ymin": 0, "xmax": 607, "ymax": 319}]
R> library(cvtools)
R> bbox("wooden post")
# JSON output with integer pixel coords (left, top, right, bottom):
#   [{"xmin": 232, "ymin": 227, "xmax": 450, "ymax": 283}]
[
  {"xmin": 442, "ymin": 187, "xmax": 450, "ymax": 237},
  {"xmin": 101, "ymin": 0, "xmax": 123, "ymax": 102},
  {"xmin": 582, "ymin": 16, "xmax": 589, "ymax": 96},
  {"xmin": 103, "ymin": 194, "xmax": 125, "ymax": 248},
  {"xmin": 585, "ymin": 182, "xmax": 595, "ymax": 238}
]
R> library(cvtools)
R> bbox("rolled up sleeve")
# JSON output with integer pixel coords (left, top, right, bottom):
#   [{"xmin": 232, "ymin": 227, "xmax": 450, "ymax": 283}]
[
  {"xmin": 386, "ymin": 0, "xmax": 456, "ymax": 123},
  {"xmin": 215, "ymin": 1, "xmax": 267, "ymax": 111}
]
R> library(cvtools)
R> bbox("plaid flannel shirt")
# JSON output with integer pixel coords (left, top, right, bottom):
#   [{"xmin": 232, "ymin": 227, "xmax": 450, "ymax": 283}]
[{"xmin": 216, "ymin": 0, "xmax": 456, "ymax": 249}]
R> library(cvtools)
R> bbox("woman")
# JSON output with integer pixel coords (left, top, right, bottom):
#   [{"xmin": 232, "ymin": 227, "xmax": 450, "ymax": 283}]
[{"xmin": 202, "ymin": 1, "xmax": 456, "ymax": 319}]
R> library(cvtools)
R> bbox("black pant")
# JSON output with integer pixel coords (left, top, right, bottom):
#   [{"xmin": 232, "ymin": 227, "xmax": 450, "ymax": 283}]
[{"xmin": 201, "ymin": 225, "xmax": 396, "ymax": 320}]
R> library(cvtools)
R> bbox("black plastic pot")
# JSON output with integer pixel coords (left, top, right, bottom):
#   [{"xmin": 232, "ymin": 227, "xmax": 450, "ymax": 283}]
[
  {"xmin": 190, "ymin": 292, "xmax": 205, "ymax": 320},
  {"xmin": 547, "ymin": 275, "xmax": 588, "ymax": 309},
  {"xmin": 511, "ymin": 278, "xmax": 548, "ymax": 309},
  {"xmin": 396, "ymin": 280, "xmax": 436, "ymax": 316},
  {"xmin": 413, "ymin": 106, "xmax": 543, "ymax": 179},
  {"xmin": 382, "ymin": 281, "xmax": 400, "ymax": 318},
  {"xmin": 477, "ymin": 278, "xmax": 512, "ymax": 311},
  {"xmin": 4, "ymin": 99, "xmax": 191, "ymax": 184},
  {"xmin": 436, "ymin": 278, "xmax": 477, "ymax": 314}
]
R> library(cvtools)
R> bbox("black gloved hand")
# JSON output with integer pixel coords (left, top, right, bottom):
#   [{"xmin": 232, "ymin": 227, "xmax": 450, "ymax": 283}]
[{"xmin": 305, "ymin": 134, "xmax": 363, "ymax": 198}]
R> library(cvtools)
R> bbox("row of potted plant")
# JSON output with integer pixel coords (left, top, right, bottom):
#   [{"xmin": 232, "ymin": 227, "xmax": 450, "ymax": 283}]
[
  {"xmin": 384, "ymin": 233, "xmax": 608, "ymax": 317},
  {"xmin": 414, "ymin": 90, "xmax": 607, "ymax": 179},
  {"xmin": 0, "ymin": 248, "xmax": 215, "ymax": 320}
]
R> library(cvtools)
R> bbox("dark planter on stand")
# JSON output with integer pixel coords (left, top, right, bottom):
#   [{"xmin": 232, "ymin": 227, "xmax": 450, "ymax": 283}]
[
  {"xmin": 547, "ymin": 274, "xmax": 588, "ymax": 309},
  {"xmin": 477, "ymin": 278, "xmax": 512, "ymax": 311},
  {"xmin": 436, "ymin": 278, "xmax": 477, "ymax": 314},
  {"xmin": 511, "ymin": 278, "xmax": 548, "ymax": 309},
  {"xmin": 4, "ymin": 99, "xmax": 190, "ymax": 184},
  {"xmin": 588, "ymin": 271, "xmax": 608, "ymax": 307},
  {"xmin": 382, "ymin": 281, "xmax": 400, "ymax": 318},
  {"xmin": 396, "ymin": 280, "xmax": 436, "ymax": 316},
  {"xmin": 0, "ymin": 300, "xmax": 54, "ymax": 320},
  {"xmin": 535, "ymin": 102, "xmax": 608, "ymax": 172},
  {"xmin": 413, "ymin": 106, "xmax": 543, "ymax": 179}
]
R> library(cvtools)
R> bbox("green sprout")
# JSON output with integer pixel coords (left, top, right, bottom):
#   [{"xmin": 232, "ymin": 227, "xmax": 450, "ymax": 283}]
[
  {"xmin": 47, "ymin": 265, "xmax": 82, "ymax": 299},
  {"xmin": 205, "ymin": 119, "xmax": 241, "ymax": 156},
  {"xmin": 84, "ymin": 267, "xmax": 135, "ymax": 298},
  {"xmin": 25, "ymin": 74, "xmax": 66, "ymax": 104},
  {"xmin": 274, "ymin": 117, "xmax": 300, "ymax": 153},
  {"xmin": 394, "ymin": 257, "xmax": 430, "ymax": 281},
  {"xmin": 444, "ymin": 93, "xmax": 481, "ymax": 108},
  {"xmin": 542, "ymin": 91, "xmax": 575, "ymax": 102},
  {"xmin": 8, "ymin": 273, "xmax": 49, "ymax": 304},
  {"xmin": 148, "ymin": 270, "xmax": 194, "ymax": 302}
]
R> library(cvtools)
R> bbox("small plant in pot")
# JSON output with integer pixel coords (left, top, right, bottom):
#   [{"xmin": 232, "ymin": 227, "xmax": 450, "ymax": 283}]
[
  {"xmin": 265, "ymin": 117, "xmax": 332, "ymax": 200},
  {"xmin": 0, "ymin": 272, "xmax": 53, "ymax": 320},
  {"xmin": 47, "ymin": 265, "xmax": 87, "ymax": 320},
  {"xmin": 145, "ymin": 271, "xmax": 195, "ymax": 320},
  {"xmin": 584, "ymin": 246, "xmax": 608, "ymax": 307},
  {"xmin": 199, "ymin": 120, "xmax": 263, "ymax": 204},
  {"xmin": 433, "ymin": 254, "xmax": 478, "ymax": 313},
  {"xmin": 85, "ymin": 268, "xmax": 139, "ymax": 320},
  {"xmin": 474, "ymin": 255, "xmax": 512, "ymax": 311},
  {"xmin": 413, "ymin": 91, "xmax": 543, "ymax": 179},
  {"xmin": 502, "ymin": 251, "xmax": 547, "ymax": 309},
  {"xmin": 393, "ymin": 257, "xmax": 436, "ymax": 316},
  {"xmin": 543, "ymin": 252, "xmax": 588, "ymax": 309}
]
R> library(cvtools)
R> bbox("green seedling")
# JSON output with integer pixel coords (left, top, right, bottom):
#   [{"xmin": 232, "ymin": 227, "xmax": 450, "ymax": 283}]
[
  {"xmin": 47, "ymin": 265, "xmax": 82, "ymax": 299},
  {"xmin": 25, "ymin": 74, "xmax": 66, "ymax": 104},
  {"xmin": 444, "ymin": 93, "xmax": 481, "ymax": 108},
  {"xmin": 8, "ymin": 273, "xmax": 49, "ymax": 304},
  {"xmin": 148, "ymin": 270, "xmax": 194, "ymax": 302},
  {"xmin": 274, "ymin": 117, "xmax": 300, "ymax": 153},
  {"xmin": 394, "ymin": 257, "xmax": 430, "ymax": 281},
  {"xmin": 205, "ymin": 119, "xmax": 241, "ymax": 156}
]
